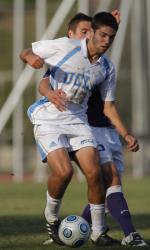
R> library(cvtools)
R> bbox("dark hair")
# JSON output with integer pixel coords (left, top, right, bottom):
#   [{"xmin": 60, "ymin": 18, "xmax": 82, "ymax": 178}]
[
  {"xmin": 92, "ymin": 12, "xmax": 118, "ymax": 32},
  {"xmin": 67, "ymin": 12, "xmax": 92, "ymax": 33}
]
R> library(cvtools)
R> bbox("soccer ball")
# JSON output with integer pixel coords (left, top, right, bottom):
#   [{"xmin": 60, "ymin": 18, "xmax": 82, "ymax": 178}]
[{"xmin": 58, "ymin": 215, "xmax": 91, "ymax": 247}]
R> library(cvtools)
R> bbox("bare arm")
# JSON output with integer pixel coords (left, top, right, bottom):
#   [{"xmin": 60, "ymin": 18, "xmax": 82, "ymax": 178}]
[
  {"xmin": 103, "ymin": 101, "xmax": 139, "ymax": 152},
  {"xmin": 39, "ymin": 77, "xmax": 68, "ymax": 112},
  {"xmin": 20, "ymin": 48, "xmax": 44, "ymax": 69},
  {"xmin": 111, "ymin": 10, "xmax": 121, "ymax": 24}
]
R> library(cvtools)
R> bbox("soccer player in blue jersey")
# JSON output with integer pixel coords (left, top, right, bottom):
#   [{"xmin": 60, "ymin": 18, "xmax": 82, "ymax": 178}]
[{"xmin": 20, "ymin": 12, "xmax": 147, "ymax": 247}]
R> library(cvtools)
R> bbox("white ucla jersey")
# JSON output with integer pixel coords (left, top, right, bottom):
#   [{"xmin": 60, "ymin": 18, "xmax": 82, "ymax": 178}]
[{"xmin": 27, "ymin": 37, "xmax": 116, "ymax": 125}]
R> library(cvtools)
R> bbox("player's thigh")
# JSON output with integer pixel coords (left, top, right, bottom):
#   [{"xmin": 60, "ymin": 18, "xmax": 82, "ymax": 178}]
[
  {"xmin": 102, "ymin": 162, "xmax": 121, "ymax": 187},
  {"xmin": 34, "ymin": 124, "xmax": 72, "ymax": 175},
  {"xmin": 34, "ymin": 124, "xmax": 69, "ymax": 157},
  {"xmin": 67, "ymin": 124, "xmax": 99, "ymax": 175},
  {"xmin": 74, "ymin": 146, "xmax": 101, "ymax": 177},
  {"xmin": 108, "ymin": 128, "xmax": 125, "ymax": 173},
  {"xmin": 113, "ymin": 152, "xmax": 124, "ymax": 174},
  {"xmin": 67, "ymin": 127, "xmax": 99, "ymax": 174},
  {"xmin": 47, "ymin": 148, "xmax": 73, "ymax": 177}
]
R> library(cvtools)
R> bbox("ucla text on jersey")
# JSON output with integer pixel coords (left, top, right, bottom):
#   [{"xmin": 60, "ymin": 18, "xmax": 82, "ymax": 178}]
[{"xmin": 27, "ymin": 37, "xmax": 115, "ymax": 125}]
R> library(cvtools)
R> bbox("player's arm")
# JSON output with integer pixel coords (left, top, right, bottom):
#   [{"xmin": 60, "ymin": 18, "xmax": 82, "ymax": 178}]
[
  {"xmin": 111, "ymin": 10, "xmax": 121, "ymax": 25},
  {"xmin": 39, "ymin": 69, "xmax": 68, "ymax": 111},
  {"xmin": 103, "ymin": 101, "xmax": 139, "ymax": 152},
  {"xmin": 20, "ymin": 39, "xmax": 61, "ymax": 68},
  {"xmin": 100, "ymin": 63, "xmax": 139, "ymax": 152},
  {"xmin": 20, "ymin": 48, "xmax": 44, "ymax": 69}
]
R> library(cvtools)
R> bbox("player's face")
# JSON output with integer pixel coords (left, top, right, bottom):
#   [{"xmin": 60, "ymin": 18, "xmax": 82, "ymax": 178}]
[
  {"xmin": 69, "ymin": 21, "xmax": 91, "ymax": 39},
  {"xmin": 91, "ymin": 26, "xmax": 116, "ymax": 55}
]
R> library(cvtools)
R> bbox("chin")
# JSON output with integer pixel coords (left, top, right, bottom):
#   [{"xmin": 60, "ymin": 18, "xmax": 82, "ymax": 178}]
[{"xmin": 100, "ymin": 48, "xmax": 107, "ymax": 54}]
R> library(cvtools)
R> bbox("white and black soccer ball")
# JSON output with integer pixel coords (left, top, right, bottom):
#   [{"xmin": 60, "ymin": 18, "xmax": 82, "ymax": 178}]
[{"xmin": 58, "ymin": 215, "xmax": 91, "ymax": 247}]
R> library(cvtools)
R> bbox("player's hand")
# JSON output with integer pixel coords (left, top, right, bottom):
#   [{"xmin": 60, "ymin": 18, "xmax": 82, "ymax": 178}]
[
  {"xmin": 124, "ymin": 134, "xmax": 140, "ymax": 152},
  {"xmin": 26, "ymin": 54, "xmax": 44, "ymax": 69},
  {"xmin": 111, "ymin": 10, "xmax": 121, "ymax": 25},
  {"xmin": 47, "ymin": 89, "xmax": 68, "ymax": 112}
]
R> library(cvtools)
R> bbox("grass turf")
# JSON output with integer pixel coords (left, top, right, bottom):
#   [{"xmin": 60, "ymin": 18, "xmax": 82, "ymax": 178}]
[{"xmin": 0, "ymin": 177, "xmax": 150, "ymax": 250}]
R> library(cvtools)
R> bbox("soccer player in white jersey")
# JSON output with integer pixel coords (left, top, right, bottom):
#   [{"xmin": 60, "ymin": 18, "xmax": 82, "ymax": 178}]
[
  {"xmin": 20, "ymin": 12, "xmax": 119, "ymax": 246},
  {"xmin": 19, "ymin": 12, "xmax": 146, "ymax": 244},
  {"xmin": 36, "ymin": 12, "xmax": 147, "ymax": 247}
]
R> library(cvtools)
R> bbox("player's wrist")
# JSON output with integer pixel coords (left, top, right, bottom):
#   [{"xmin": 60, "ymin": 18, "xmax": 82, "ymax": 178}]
[
  {"xmin": 45, "ymin": 90, "xmax": 53, "ymax": 101},
  {"xmin": 123, "ymin": 133, "xmax": 131, "ymax": 140}
]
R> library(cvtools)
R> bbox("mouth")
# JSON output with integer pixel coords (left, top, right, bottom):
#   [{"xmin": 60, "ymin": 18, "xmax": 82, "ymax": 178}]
[{"xmin": 101, "ymin": 45, "xmax": 108, "ymax": 50}]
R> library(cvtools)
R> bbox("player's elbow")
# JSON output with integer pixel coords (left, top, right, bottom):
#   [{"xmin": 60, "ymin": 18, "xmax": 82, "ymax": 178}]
[
  {"xmin": 38, "ymin": 81, "xmax": 43, "ymax": 95},
  {"xmin": 103, "ymin": 101, "xmax": 115, "ymax": 119},
  {"xmin": 103, "ymin": 105, "xmax": 111, "ymax": 119},
  {"xmin": 19, "ymin": 48, "xmax": 32, "ymax": 63},
  {"xmin": 19, "ymin": 50, "xmax": 26, "ymax": 63}
]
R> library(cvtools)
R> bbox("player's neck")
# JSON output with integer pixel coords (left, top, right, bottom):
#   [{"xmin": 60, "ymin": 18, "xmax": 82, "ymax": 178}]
[{"xmin": 87, "ymin": 40, "xmax": 102, "ymax": 64}]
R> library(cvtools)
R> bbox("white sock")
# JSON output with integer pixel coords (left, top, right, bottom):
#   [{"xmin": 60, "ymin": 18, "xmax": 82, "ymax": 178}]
[
  {"xmin": 106, "ymin": 185, "xmax": 122, "ymax": 197},
  {"xmin": 90, "ymin": 203, "xmax": 105, "ymax": 240},
  {"xmin": 45, "ymin": 191, "xmax": 61, "ymax": 223}
]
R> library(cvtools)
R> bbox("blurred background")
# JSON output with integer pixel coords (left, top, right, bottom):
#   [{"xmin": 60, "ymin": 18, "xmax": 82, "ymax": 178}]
[{"xmin": 0, "ymin": 0, "xmax": 150, "ymax": 182}]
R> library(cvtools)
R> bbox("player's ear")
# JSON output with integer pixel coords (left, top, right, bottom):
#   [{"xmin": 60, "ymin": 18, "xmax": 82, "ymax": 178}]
[
  {"xmin": 68, "ymin": 30, "xmax": 74, "ymax": 38},
  {"xmin": 86, "ymin": 28, "xmax": 94, "ymax": 39}
]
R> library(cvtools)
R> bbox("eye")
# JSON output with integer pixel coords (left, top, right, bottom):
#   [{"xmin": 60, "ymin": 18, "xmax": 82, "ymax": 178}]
[
  {"xmin": 82, "ymin": 31, "xmax": 87, "ymax": 34},
  {"xmin": 101, "ymin": 33, "xmax": 106, "ymax": 38},
  {"xmin": 81, "ymin": 29, "xmax": 88, "ymax": 34},
  {"xmin": 99, "ymin": 31, "xmax": 106, "ymax": 37},
  {"xmin": 110, "ymin": 35, "xmax": 115, "ymax": 41}
]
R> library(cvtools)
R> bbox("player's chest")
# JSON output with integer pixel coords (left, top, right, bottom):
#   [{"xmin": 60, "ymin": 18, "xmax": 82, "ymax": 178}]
[{"xmin": 50, "ymin": 56, "xmax": 108, "ymax": 90}]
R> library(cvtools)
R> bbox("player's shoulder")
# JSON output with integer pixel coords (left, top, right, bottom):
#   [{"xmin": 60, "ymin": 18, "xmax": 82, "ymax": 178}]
[
  {"xmin": 55, "ymin": 37, "xmax": 81, "ymax": 47},
  {"xmin": 32, "ymin": 36, "xmax": 80, "ymax": 49},
  {"xmin": 101, "ymin": 54, "xmax": 115, "ymax": 71}
]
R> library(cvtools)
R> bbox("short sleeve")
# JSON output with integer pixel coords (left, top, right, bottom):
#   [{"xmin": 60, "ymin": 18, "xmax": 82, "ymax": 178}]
[
  {"xmin": 100, "ymin": 63, "xmax": 116, "ymax": 101},
  {"xmin": 32, "ymin": 40, "xmax": 56, "ymax": 59}
]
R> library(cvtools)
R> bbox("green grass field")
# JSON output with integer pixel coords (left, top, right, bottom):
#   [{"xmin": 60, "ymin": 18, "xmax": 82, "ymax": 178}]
[{"xmin": 0, "ymin": 177, "xmax": 150, "ymax": 250}]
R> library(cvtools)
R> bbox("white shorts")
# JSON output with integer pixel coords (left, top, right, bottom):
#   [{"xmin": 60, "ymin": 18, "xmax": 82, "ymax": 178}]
[
  {"xmin": 34, "ymin": 123, "xmax": 97, "ymax": 162},
  {"xmin": 92, "ymin": 127, "xmax": 124, "ymax": 173}
]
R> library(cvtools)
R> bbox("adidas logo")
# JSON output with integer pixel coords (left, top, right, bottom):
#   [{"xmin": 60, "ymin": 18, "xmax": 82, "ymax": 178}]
[{"xmin": 80, "ymin": 139, "xmax": 94, "ymax": 145}]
